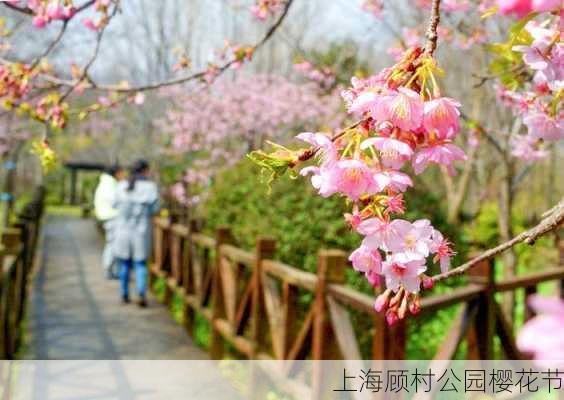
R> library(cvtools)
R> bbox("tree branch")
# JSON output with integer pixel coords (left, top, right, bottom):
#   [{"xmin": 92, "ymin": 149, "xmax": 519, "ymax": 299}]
[
  {"xmin": 424, "ymin": 0, "xmax": 441, "ymax": 55},
  {"xmin": 35, "ymin": 0, "xmax": 294, "ymax": 94},
  {"xmin": 432, "ymin": 198, "xmax": 564, "ymax": 283}
]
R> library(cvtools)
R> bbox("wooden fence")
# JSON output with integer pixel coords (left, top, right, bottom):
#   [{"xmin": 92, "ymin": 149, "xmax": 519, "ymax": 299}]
[
  {"xmin": 0, "ymin": 187, "xmax": 45, "ymax": 359},
  {"xmin": 149, "ymin": 217, "xmax": 563, "ymax": 397}
]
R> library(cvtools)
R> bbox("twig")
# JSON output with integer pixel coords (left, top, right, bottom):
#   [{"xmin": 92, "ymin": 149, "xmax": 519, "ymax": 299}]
[
  {"xmin": 295, "ymin": 120, "xmax": 362, "ymax": 163},
  {"xmin": 33, "ymin": 0, "xmax": 294, "ymax": 94},
  {"xmin": 432, "ymin": 198, "xmax": 564, "ymax": 283},
  {"xmin": 424, "ymin": 0, "xmax": 441, "ymax": 56}
]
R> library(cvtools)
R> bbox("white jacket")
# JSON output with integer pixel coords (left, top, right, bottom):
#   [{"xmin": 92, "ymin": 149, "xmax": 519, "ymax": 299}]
[{"xmin": 94, "ymin": 173, "xmax": 119, "ymax": 221}]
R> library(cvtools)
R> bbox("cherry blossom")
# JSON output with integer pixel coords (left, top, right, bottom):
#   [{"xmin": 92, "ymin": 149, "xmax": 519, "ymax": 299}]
[{"xmin": 517, "ymin": 296, "xmax": 564, "ymax": 367}]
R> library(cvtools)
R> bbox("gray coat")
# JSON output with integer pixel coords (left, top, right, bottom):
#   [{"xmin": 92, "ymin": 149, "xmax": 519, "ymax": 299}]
[{"xmin": 113, "ymin": 179, "xmax": 160, "ymax": 261}]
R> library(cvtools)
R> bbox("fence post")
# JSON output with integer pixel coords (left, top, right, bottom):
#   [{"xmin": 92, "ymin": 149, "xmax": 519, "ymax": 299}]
[
  {"xmin": 249, "ymin": 237, "xmax": 276, "ymax": 400},
  {"xmin": 311, "ymin": 249, "xmax": 347, "ymax": 400},
  {"xmin": 182, "ymin": 219, "xmax": 200, "ymax": 335},
  {"xmin": 209, "ymin": 226, "xmax": 233, "ymax": 359},
  {"xmin": 467, "ymin": 258, "xmax": 495, "ymax": 359},
  {"xmin": 0, "ymin": 244, "xmax": 5, "ymax": 358}
]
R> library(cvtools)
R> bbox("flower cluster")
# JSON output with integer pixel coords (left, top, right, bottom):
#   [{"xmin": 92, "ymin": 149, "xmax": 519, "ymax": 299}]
[
  {"xmin": 81, "ymin": 0, "xmax": 112, "ymax": 31},
  {"xmin": 361, "ymin": 0, "xmax": 384, "ymax": 18},
  {"xmin": 494, "ymin": 16, "xmax": 563, "ymax": 161},
  {"xmin": 22, "ymin": 0, "xmax": 76, "ymax": 28},
  {"xmin": 252, "ymin": 48, "xmax": 465, "ymax": 323},
  {"xmin": 497, "ymin": 0, "xmax": 561, "ymax": 17},
  {"xmin": 293, "ymin": 61, "xmax": 336, "ymax": 89},
  {"xmin": 250, "ymin": 0, "xmax": 284, "ymax": 21},
  {"xmin": 0, "ymin": 63, "xmax": 34, "ymax": 107},
  {"xmin": 159, "ymin": 74, "xmax": 344, "ymax": 208}
]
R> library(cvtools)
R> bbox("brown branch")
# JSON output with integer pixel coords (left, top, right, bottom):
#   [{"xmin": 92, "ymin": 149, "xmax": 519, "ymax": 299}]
[
  {"xmin": 2, "ymin": 0, "xmax": 96, "ymax": 16},
  {"xmin": 294, "ymin": 120, "xmax": 362, "ymax": 163},
  {"xmin": 424, "ymin": 0, "xmax": 441, "ymax": 55},
  {"xmin": 36, "ymin": 0, "xmax": 294, "ymax": 94},
  {"xmin": 432, "ymin": 198, "xmax": 564, "ymax": 283}
]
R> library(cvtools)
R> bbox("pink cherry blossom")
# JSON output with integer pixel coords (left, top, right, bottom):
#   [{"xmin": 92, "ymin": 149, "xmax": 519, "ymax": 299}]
[
  {"xmin": 300, "ymin": 166, "xmax": 339, "ymax": 198},
  {"xmin": 373, "ymin": 170, "xmax": 413, "ymax": 193},
  {"xmin": 382, "ymin": 253, "xmax": 427, "ymax": 293},
  {"xmin": 82, "ymin": 18, "xmax": 98, "ymax": 31},
  {"xmin": 332, "ymin": 159, "xmax": 379, "ymax": 200},
  {"xmin": 517, "ymin": 296, "xmax": 564, "ymax": 367},
  {"xmin": 372, "ymin": 88, "xmax": 424, "ymax": 132},
  {"xmin": 32, "ymin": 15, "xmax": 47, "ymax": 28},
  {"xmin": 531, "ymin": 0, "xmax": 561, "ymax": 12},
  {"xmin": 423, "ymin": 97, "xmax": 461, "ymax": 139},
  {"xmin": 386, "ymin": 219, "xmax": 433, "ymax": 259},
  {"xmin": 510, "ymin": 135, "xmax": 548, "ymax": 161},
  {"xmin": 358, "ymin": 218, "xmax": 393, "ymax": 250},
  {"xmin": 497, "ymin": 0, "xmax": 533, "ymax": 17},
  {"xmin": 430, "ymin": 229, "xmax": 454, "ymax": 273},
  {"xmin": 46, "ymin": 2, "xmax": 65, "ymax": 20},
  {"xmin": 349, "ymin": 245, "xmax": 382, "ymax": 275},
  {"xmin": 349, "ymin": 91, "xmax": 379, "ymax": 115},
  {"xmin": 296, "ymin": 132, "xmax": 338, "ymax": 165},
  {"xmin": 523, "ymin": 112, "xmax": 564, "ymax": 141},
  {"xmin": 412, "ymin": 142, "xmax": 467, "ymax": 175},
  {"xmin": 361, "ymin": 137, "xmax": 414, "ymax": 169}
]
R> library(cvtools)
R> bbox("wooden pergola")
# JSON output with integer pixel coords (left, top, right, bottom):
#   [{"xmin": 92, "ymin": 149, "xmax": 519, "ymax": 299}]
[{"xmin": 64, "ymin": 161, "xmax": 108, "ymax": 205}]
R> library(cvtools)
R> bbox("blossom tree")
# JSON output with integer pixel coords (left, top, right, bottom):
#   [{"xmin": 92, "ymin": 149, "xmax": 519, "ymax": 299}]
[{"xmin": 158, "ymin": 73, "xmax": 344, "ymax": 207}]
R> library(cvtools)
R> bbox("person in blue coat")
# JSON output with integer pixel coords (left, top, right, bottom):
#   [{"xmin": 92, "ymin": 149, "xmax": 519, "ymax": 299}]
[{"xmin": 113, "ymin": 159, "xmax": 160, "ymax": 307}]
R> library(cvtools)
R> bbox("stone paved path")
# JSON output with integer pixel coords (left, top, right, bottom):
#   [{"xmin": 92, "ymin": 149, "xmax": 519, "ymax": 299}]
[{"xmin": 24, "ymin": 215, "xmax": 210, "ymax": 360}]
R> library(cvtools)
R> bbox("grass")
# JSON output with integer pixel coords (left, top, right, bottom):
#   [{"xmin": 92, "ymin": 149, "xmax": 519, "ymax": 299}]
[{"xmin": 45, "ymin": 204, "xmax": 84, "ymax": 217}]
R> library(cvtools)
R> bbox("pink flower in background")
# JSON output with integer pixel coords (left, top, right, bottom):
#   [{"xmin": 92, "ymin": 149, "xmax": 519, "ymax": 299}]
[
  {"xmin": 46, "ymin": 2, "xmax": 65, "ymax": 20},
  {"xmin": 423, "ymin": 97, "xmax": 461, "ymax": 139},
  {"xmin": 412, "ymin": 142, "xmax": 467, "ymax": 175},
  {"xmin": 510, "ymin": 135, "xmax": 548, "ymax": 161},
  {"xmin": 523, "ymin": 112, "xmax": 564, "ymax": 141},
  {"xmin": 517, "ymin": 296, "xmax": 564, "ymax": 367},
  {"xmin": 531, "ymin": 0, "xmax": 561, "ymax": 12},
  {"xmin": 32, "ymin": 15, "xmax": 47, "ymax": 28},
  {"xmin": 349, "ymin": 245, "xmax": 382, "ymax": 274},
  {"xmin": 361, "ymin": 137, "xmax": 414, "ymax": 169},
  {"xmin": 82, "ymin": 18, "xmax": 98, "ymax": 31},
  {"xmin": 497, "ymin": 0, "xmax": 533, "ymax": 17},
  {"xmin": 382, "ymin": 253, "xmax": 427, "ymax": 293},
  {"xmin": 372, "ymin": 88, "xmax": 424, "ymax": 131}
]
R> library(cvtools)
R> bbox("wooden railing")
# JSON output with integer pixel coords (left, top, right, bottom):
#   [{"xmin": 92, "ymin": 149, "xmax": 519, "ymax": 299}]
[
  {"xmin": 149, "ymin": 217, "xmax": 563, "ymax": 396},
  {"xmin": 0, "ymin": 187, "xmax": 45, "ymax": 359}
]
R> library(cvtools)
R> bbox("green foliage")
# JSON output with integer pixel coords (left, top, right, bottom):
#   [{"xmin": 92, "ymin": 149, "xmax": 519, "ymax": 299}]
[{"xmin": 486, "ymin": 14, "xmax": 535, "ymax": 90}]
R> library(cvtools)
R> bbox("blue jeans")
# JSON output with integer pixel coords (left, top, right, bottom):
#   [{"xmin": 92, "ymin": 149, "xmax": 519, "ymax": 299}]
[{"xmin": 118, "ymin": 259, "xmax": 147, "ymax": 298}]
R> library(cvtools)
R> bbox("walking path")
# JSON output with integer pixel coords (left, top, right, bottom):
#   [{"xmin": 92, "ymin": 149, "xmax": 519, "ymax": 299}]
[
  {"xmin": 25, "ymin": 214, "xmax": 206, "ymax": 360},
  {"xmin": 16, "ymin": 214, "xmax": 243, "ymax": 400}
]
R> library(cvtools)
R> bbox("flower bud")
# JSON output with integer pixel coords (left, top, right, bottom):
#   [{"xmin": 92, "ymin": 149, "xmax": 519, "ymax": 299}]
[
  {"xmin": 389, "ymin": 287, "xmax": 405, "ymax": 308},
  {"xmin": 385, "ymin": 309, "xmax": 399, "ymax": 326},
  {"xmin": 397, "ymin": 295, "xmax": 409, "ymax": 320},
  {"xmin": 374, "ymin": 289, "xmax": 391, "ymax": 312},
  {"xmin": 409, "ymin": 296, "xmax": 421, "ymax": 315},
  {"xmin": 422, "ymin": 275, "xmax": 434, "ymax": 290}
]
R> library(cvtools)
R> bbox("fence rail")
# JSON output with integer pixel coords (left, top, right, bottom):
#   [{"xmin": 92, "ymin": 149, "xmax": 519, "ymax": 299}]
[
  {"xmin": 0, "ymin": 187, "xmax": 45, "ymax": 359},
  {"xmin": 149, "ymin": 216, "xmax": 564, "ymax": 397}
]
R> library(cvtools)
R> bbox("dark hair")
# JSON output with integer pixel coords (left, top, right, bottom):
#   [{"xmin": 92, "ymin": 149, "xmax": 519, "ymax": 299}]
[
  {"xmin": 107, "ymin": 164, "xmax": 123, "ymax": 177},
  {"xmin": 127, "ymin": 159, "xmax": 150, "ymax": 191}
]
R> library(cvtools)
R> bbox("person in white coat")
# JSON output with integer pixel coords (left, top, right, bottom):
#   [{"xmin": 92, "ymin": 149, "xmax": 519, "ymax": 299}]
[
  {"xmin": 113, "ymin": 160, "xmax": 160, "ymax": 307},
  {"xmin": 94, "ymin": 165, "xmax": 126, "ymax": 279}
]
